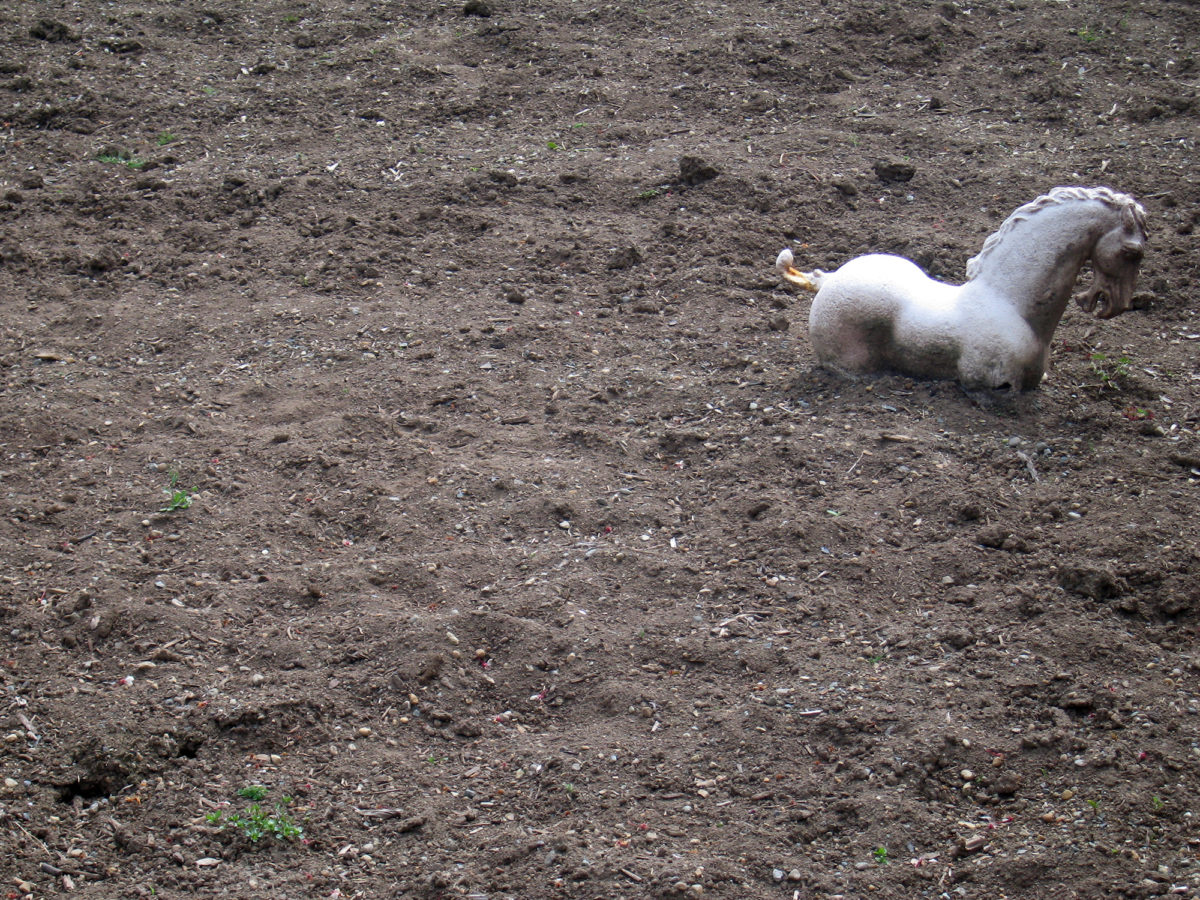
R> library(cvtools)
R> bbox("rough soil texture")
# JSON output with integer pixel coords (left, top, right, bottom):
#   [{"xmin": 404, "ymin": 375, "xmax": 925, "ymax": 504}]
[{"xmin": 2, "ymin": 1, "xmax": 1200, "ymax": 897}]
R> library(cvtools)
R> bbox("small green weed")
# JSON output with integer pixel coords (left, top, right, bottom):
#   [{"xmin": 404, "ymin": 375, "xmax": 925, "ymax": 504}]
[
  {"xmin": 1151, "ymin": 795, "xmax": 1165, "ymax": 812},
  {"xmin": 636, "ymin": 188, "xmax": 661, "ymax": 201},
  {"xmin": 155, "ymin": 131, "xmax": 178, "ymax": 146},
  {"xmin": 873, "ymin": 846, "xmax": 889, "ymax": 865},
  {"xmin": 563, "ymin": 782, "xmax": 576, "ymax": 797},
  {"xmin": 160, "ymin": 469, "xmax": 196, "ymax": 513},
  {"xmin": 97, "ymin": 150, "xmax": 146, "ymax": 170},
  {"xmin": 546, "ymin": 140, "xmax": 563, "ymax": 151},
  {"xmin": 1089, "ymin": 351, "xmax": 1131, "ymax": 384},
  {"xmin": 1086, "ymin": 798, "xmax": 1100, "ymax": 811},
  {"xmin": 1078, "ymin": 25, "xmax": 1099, "ymax": 42},
  {"xmin": 206, "ymin": 788, "xmax": 303, "ymax": 844}
]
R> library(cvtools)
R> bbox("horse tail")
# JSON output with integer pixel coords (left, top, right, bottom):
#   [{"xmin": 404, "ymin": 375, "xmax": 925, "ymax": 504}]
[{"xmin": 775, "ymin": 247, "xmax": 824, "ymax": 293}]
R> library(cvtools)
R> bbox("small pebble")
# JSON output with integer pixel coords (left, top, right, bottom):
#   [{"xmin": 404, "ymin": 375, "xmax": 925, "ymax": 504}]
[
  {"xmin": 1061, "ymin": 789, "xmax": 1074, "ymax": 801},
  {"xmin": 960, "ymin": 769, "xmax": 974, "ymax": 781},
  {"xmin": 772, "ymin": 868, "xmax": 785, "ymax": 882}
]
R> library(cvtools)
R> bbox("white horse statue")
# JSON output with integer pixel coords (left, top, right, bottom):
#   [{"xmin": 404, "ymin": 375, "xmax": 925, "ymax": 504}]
[{"xmin": 775, "ymin": 186, "xmax": 1148, "ymax": 390}]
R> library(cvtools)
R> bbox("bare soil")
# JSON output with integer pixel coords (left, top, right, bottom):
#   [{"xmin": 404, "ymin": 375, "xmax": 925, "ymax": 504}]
[{"xmin": 2, "ymin": 1, "xmax": 1199, "ymax": 897}]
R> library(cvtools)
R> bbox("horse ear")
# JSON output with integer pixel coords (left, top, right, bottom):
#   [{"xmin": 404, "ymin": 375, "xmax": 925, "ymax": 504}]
[{"xmin": 1121, "ymin": 200, "xmax": 1148, "ymax": 236}]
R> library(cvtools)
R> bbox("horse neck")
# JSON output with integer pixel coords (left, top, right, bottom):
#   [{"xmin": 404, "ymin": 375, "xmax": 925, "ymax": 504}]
[{"xmin": 969, "ymin": 201, "xmax": 1111, "ymax": 339}]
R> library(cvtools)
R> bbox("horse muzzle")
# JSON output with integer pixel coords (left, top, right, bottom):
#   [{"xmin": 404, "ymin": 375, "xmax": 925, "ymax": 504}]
[{"xmin": 1075, "ymin": 273, "xmax": 1136, "ymax": 320}]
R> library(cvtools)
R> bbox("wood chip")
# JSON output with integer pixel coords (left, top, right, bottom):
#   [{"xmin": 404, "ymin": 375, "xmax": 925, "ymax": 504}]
[{"xmin": 958, "ymin": 833, "xmax": 987, "ymax": 853}]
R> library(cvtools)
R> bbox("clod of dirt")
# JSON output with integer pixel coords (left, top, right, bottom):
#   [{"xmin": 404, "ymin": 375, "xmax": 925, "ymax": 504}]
[
  {"xmin": 831, "ymin": 175, "xmax": 859, "ymax": 196},
  {"xmin": 976, "ymin": 524, "xmax": 1029, "ymax": 552},
  {"xmin": 678, "ymin": 155, "xmax": 720, "ymax": 186},
  {"xmin": 99, "ymin": 38, "xmax": 144, "ymax": 54},
  {"xmin": 29, "ymin": 19, "xmax": 79, "ymax": 42},
  {"xmin": 607, "ymin": 245, "xmax": 643, "ymax": 270},
  {"xmin": 1057, "ymin": 565, "xmax": 1123, "ymax": 600},
  {"xmin": 873, "ymin": 159, "xmax": 916, "ymax": 183},
  {"xmin": 463, "ymin": 0, "xmax": 493, "ymax": 17},
  {"xmin": 937, "ymin": 626, "xmax": 974, "ymax": 649},
  {"xmin": 503, "ymin": 285, "xmax": 526, "ymax": 304},
  {"xmin": 956, "ymin": 502, "xmax": 983, "ymax": 521},
  {"xmin": 993, "ymin": 772, "xmax": 1023, "ymax": 796}
]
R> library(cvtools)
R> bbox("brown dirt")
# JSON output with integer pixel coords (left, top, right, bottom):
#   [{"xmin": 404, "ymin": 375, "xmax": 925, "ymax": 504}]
[{"xmin": 2, "ymin": 0, "xmax": 1199, "ymax": 897}]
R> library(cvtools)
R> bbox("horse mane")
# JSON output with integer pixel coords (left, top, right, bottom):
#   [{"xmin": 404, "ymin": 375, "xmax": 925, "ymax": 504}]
[{"xmin": 965, "ymin": 186, "xmax": 1146, "ymax": 281}]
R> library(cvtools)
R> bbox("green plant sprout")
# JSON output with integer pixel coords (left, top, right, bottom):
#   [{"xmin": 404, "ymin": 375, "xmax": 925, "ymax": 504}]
[
  {"xmin": 97, "ymin": 150, "xmax": 146, "ymax": 170},
  {"xmin": 155, "ymin": 131, "xmax": 177, "ymax": 146},
  {"xmin": 206, "ymin": 788, "xmax": 303, "ymax": 844},
  {"xmin": 873, "ymin": 846, "xmax": 889, "ymax": 864},
  {"xmin": 1090, "ymin": 351, "xmax": 1131, "ymax": 384},
  {"xmin": 160, "ymin": 469, "xmax": 196, "ymax": 512}
]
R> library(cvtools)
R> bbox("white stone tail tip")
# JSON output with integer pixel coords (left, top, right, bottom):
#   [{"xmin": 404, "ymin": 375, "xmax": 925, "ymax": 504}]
[{"xmin": 775, "ymin": 247, "xmax": 822, "ymax": 293}]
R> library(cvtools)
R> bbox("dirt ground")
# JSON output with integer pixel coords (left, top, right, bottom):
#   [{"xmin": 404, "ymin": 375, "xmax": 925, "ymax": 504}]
[{"xmin": 1, "ymin": 0, "xmax": 1199, "ymax": 897}]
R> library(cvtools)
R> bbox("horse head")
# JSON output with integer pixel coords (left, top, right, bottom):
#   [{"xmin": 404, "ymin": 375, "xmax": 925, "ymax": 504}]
[{"xmin": 1075, "ymin": 197, "xmax": 1148, "ymax": 319}]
